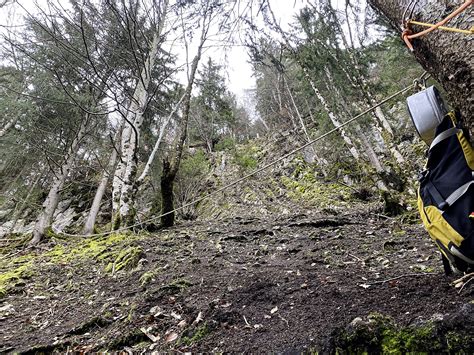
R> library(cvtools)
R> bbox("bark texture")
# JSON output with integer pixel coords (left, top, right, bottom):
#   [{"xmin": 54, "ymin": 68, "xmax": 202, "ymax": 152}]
[
  {"xmin": 160, "ymin": 160, "xmax": 175, "ymax": 227},
  {"xmin": 160, "ymin": 46, "xmax": 203, "ymax": 227},
  {"xmin": 0, "ymin": 116, "xmax": 19, "ymax": 138},
  {"xmin": 83, "ymin": 130, "xmax": 121, "ymax": 235},
  {"xmin": 112, "ymin": 1, "xmax": 169, "ymax": 228},
  {"xmin": 369, "ymin": 0, "xmax": 474, "ymax": 134},
  {"xmin": 30, "ymin": 115, "xmax": 89, "ymax": 245},
  {"xmin": 160, "ymin": 7, "xmax": 209, "ymax": 227}
]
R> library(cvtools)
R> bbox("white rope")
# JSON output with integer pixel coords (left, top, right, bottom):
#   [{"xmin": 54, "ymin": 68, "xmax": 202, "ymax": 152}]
[{"xmin": 60, "ymin": 75, "xmax": 424, "ymax": 238}]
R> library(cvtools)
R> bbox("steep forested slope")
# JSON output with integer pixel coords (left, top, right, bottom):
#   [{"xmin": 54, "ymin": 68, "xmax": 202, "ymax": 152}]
[
  {"xmin": 1, "ymin": 138, "xmax": 474, "ymax": 353},
  {"xmin": 1, "ymin": 0, "xmax": 473, "ymax": 352}
]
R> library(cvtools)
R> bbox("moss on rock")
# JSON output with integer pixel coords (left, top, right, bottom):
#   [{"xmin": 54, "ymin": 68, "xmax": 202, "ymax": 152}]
[
  {"xmin": 104, "ymin": 246, "xmax": 143, "ymax": 273},
  {"xmin": 0, "ymin": 262, "xmax": 33, "ymax": 297},
  {"xmin": 331, "ymin": 311, "xmax": 474, "ymax": 354}
]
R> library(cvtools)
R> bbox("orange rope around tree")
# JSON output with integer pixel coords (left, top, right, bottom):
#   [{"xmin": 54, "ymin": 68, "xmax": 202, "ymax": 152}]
[{"xmin": 402, "ymin": 0, "xmax": 473, "ymax": 51}]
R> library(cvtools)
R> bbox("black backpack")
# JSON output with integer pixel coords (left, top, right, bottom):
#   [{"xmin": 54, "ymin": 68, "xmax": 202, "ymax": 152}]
[{"xmin": 417, "ymin": 112, "xmax": 474, "ymax": 274}]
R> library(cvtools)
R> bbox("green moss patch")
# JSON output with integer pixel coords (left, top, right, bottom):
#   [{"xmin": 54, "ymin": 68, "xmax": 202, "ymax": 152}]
[
  {"xmin": 333, "ymin": 312, "xmax": 474, "ymax": 354},
  {"xmin": 0, "ymin": 262, "xmax": 33, "ymax": 297},
  {"xmin": 281, "ymin": 165, "xmax": 352, "ymax": 208},
  {"xmin": 1, "ymin": 232, "xmax": 145, "ymax": 297},
  {"xmin": 0, "ymin": 252, "xmax": 35, "ymax": 298},
  {"xmin": 104, "ymin": 246, "xmax": 143, "ymax": 273},
  {"xmin": 45, "ymin": 233, "xmax": 143, "ymax": 269},
  {"xmin": 180, "ymin": 323, "xmax": 210, "ymax": 346},
  {"xmin": 161, "ymin": 278, "xmax": 192, "ymax": 294}
]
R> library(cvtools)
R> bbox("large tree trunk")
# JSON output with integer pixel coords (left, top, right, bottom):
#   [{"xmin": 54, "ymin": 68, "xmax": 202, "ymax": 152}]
[
  {"xmin": 160, "ymin": 5, "xmax": 210, "ymax": 228},
  {"xmin": 30, "ymin": 114, "xmax": 89, "ymax": 245},
  {"xmin": 160, "ymin": 50, "xmax": 203, "ymax": 227},
  {"xmin": 369, "ymin": 0, "xmax": 473, "ymax": 134},
  {"xmin": 112, "ymin": 2, "xmax": 168, "ymax": 228}
]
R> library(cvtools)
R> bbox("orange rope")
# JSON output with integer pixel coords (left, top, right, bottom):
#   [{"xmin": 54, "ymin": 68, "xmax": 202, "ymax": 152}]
[{"xmin": 402, "ymin": 0, "xmax": 473, "ymax": 51}]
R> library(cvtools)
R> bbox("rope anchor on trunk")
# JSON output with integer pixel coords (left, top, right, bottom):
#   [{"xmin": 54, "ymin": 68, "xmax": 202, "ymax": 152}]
[{"xmin": 401, "ymin": 0, "xmax": 473, "ymax": 51}]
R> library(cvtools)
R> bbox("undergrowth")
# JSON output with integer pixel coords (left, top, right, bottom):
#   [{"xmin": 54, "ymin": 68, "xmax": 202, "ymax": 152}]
[{"xmin": 0, "ymin": 232, "xmax": 144, "ymax": 298}]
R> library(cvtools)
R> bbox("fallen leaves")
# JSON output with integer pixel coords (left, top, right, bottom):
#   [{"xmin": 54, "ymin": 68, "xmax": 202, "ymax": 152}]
[
  {"xmin": 164, "ymin": 331, "xmax": 178, "ymax": 343},
  {"xmin": 452, "ymin": 272, "xmax": 474, "ymax": 293},
  {"xmin": 0, "ymin": 304, "xmax": 15, "ymax": 320},
  {"xmin": 193, "ymin": 311, "xmax": 203, "ymax": 325},
  {"xmin": 140, "ymin": 327, "xmax": 160, "ymax": 343},
  {"xmin": 143, "ymin": 305, "xmax": 206, "ymax": 350}
]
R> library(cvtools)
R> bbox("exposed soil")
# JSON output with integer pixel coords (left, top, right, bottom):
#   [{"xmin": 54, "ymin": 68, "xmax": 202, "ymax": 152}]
[{"xmin": 1, "ymin": 206, "xmax": 473, "ymax": 353}]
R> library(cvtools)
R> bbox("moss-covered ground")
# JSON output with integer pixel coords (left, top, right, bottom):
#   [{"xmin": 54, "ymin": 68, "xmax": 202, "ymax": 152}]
[
  {"xmin": 1, "ymin": 207, "xmax": 473, "ymax": 353},
  {"xmin": 1, "ymin": 142, "xmax": 472, "ymax": 353}
]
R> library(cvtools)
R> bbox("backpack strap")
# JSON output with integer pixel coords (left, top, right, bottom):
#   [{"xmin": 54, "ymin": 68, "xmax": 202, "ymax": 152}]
[
  {"xmin": 449, "ymin": 243, "xmax": 474, "ymax": 265},
  {"xmin": 429, "ymin": 127, "xmax": 462, "ymax": 151},
  {"xmin": 427, "ymin": 172, "xmax": 474, "ymax": 212},
  {"xmin": 444, "ymin": 176, "xmax": 474, "ymax": 208}
]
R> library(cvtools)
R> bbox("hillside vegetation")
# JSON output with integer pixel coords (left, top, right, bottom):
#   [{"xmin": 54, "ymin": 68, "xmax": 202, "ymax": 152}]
[{"xmin": 1, "ymin": 0, "xmax": 473, "ymax": 352}]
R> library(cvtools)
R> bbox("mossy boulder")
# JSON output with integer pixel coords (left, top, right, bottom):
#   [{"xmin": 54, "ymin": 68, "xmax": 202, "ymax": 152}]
[{"xmin": 328, "ymin": 306, "xmax": 474, "ymax": 353}]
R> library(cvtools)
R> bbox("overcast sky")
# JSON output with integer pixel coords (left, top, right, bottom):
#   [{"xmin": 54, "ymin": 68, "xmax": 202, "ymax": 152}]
[
  {"xmin": 220, "ymin": 1, "xmax": 306, "ymax": 98},
  {"xmin": 1, "ymin": 0, "xmax": 308, "ymax": 98}
]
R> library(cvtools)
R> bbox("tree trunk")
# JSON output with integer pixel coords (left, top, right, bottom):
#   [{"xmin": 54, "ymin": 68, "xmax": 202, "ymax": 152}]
[
  {"xmin": 160, "ymin": 4, "xmax": 210, "ymax": 227},
  {"xmin": 321, "ymin": 5, "xmax": 407, "ymax": 166},
  {"xmin": 118, "ymin": 31, "xmax": 162, "ymax": 226},
  {"xmin": 159, "ymin": 56, "xmax": 200, "ymax": 227},
  {"xmin": 324, "ymin": 69, "xmax": 389, "ymax": 190},
  {"xmin": 266, "ymin": 3, "xmax": 362, "ymax": 162},
  {"xmin": 160, "ymin": 159, "xmax": 175, "ymax": 227},
  {"xmin": 112, "ymin": 2, "xmax": 169, "ymax": 228},
  {"xmin": 136, "ymin": 92, "xmax": 186, "ymax": 185},
  {"xmin": 283, "ymin": 76, "xmax": 328, "ymax": 176},
  {"xmin": 83, "ymin": 130, "xmax": 121, "ymax": 235},
  {"xmin": 30, "ymin": 114, "xmax": 89, "ymax": 245},
  {"xmin": 369, "ymin": 0, "xmax": 473, "ymax": 134},
  {"xmin": 0, "ymin": 116, "xmax": 19, "ymax": 138},
  {"xmin": 303, "ymin": 67, "xmax": 362, "ymax": 161}
]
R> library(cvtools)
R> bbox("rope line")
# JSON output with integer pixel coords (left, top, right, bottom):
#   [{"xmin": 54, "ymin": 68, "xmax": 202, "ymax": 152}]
[
  {"xmin": 408, "ymin": 20, "xmax": 473, "ymax": 35},
  {"xmin": 402, "ymin": 0, "xmax": 472, "ymax": 51},
  {"xmin": 59, "ymin": 74, "xmax": 426, "ymax": 238}
]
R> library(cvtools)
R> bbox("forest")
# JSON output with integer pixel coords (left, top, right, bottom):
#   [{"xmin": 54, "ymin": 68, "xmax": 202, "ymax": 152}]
[{"xmin": 0, "ymin": 0, "xmax": 473, "ymax": 352}]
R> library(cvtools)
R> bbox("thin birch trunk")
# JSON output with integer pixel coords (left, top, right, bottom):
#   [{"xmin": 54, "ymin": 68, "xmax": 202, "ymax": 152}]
[
  {"xmin": 117, "ymin": 31, "xmax": 161, "ymax": 225},
  {"xmin": 160, "ymin": 3, "xmax": 210, "ymax": 227},
  {"xmin": 324, "ymin": 71, "xmax": 388, "ymax": 190},
  {"xmin": 136, "ymin": 92, "xmax": 186, "ymax": 185},
  {"xmin": 83, "ymin": 129, "xmax": 121, "ymax": 235},
  {"xmin": 304, "ymin": 67, "xmax": 361, "ymax": 161},
  {"xmin": 0, "ymin": 116, "xmax": 19, "ymax": 138},
  {"xmin": 324, "ymin": 68, "xmax": 386, "ymax": 172},
  {"xmin": 266, "ymin": 3, "xmax": 362, "ymax": 162},
  {"xmin": 283, "ymin": 76, "xmax": 328, "ymax": 175},
  {"xmin": 306, "ymin": 2, "xmax": 404, "ymax": 165},
  {"xmin": 258, "ymin": 116, "xmax": 270, "ymax": 131},
  {"xmin": 333, "ymin": 4, "xmax": 405, "ymax": 164},
  {"xmin": 30, "ymin": 114, "xmax": 89, "ymax": 245}
]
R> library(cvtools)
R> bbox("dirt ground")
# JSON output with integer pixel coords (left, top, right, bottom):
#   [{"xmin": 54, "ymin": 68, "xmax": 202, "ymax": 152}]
[{"xmin": 1, "ymin": 205, "xmax": 473, "ymax": 353}]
